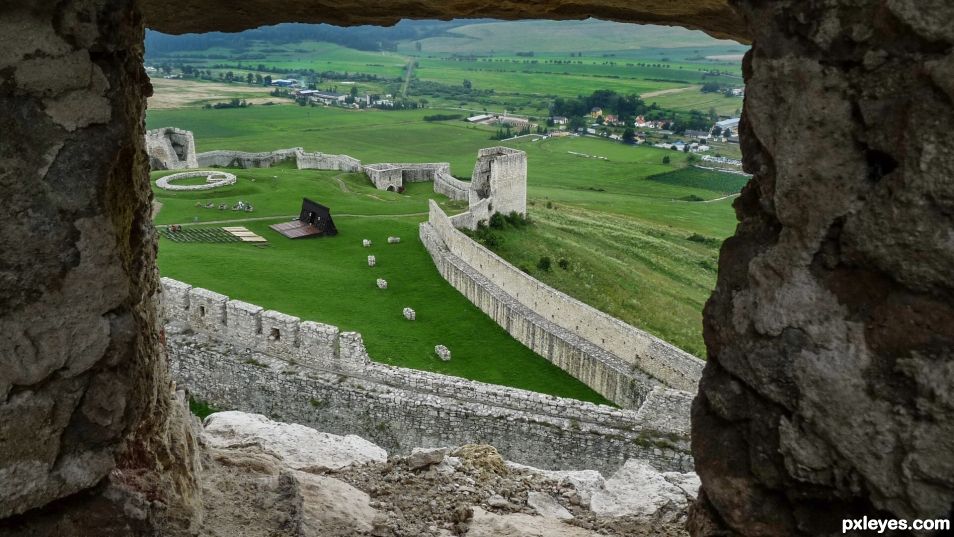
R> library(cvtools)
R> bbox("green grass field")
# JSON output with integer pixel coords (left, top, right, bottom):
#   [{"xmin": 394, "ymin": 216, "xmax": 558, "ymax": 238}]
[
  {"xmin": 647, "ymin": 166, "xmax": 750, "ymax": 196},
  {"xmin": 154, "ymin": 167, "xmax": 610, "ymax": 404},
  {"xmin": 398, "ymin": 20, "xmax": 745, "ymax": 54},
  {"xmin": 480, "ymin": 205, "xmax": 722, "ymax": 357}
]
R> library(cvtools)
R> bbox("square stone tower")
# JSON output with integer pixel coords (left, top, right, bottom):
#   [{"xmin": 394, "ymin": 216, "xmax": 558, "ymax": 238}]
[{"xmin": 469, "ymin": 147, "xmax": 527, "ymax": 219}]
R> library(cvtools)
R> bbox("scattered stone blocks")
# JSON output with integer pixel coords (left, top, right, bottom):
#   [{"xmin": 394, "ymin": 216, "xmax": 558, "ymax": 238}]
[
  {"xmin": 363, "ymin": 239, "xmax": 372, "ymax": 247},
  {"xmin": 367, "ymin": 255, "xmax": 376, "ymax": 267},
  {"xmin": 376, "ymin": 279, "xmax": 388, "ymax": 289},
  {"xmin": 387, "ymin": 236, "xmax": 401, "ymax": 244},
  {"xmin": 435, "ymin": 345, "xmax": 451, "ymax": 361},
  {"xmin": 403, "ymin": 307, "xmax": 416, "ymax": 321}
]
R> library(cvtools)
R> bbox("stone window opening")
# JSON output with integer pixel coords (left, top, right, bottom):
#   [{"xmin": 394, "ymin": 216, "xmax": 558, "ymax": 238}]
[
  {"xmin": 269, "ymin": 327, "xmax": 281, "ymax": 341},
  {"xmin": 199, "ymin": 305, "xmax": 206, "ymax": 317}
]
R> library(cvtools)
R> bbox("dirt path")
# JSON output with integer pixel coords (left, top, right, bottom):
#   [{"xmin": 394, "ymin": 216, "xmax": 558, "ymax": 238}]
[
  {"xmin": 333, "ymin": 175, "xmax": 351, "ymax": 193},
  {"xmin": 640, "ymin": 86, "xmax": 698, "ymax": 99},
  {"xmin": 400, "ymin": 59, "xmax": 415, "ymax": 98},
  {"xmin": 151, "ymin": 200, "xmax": 163, "ymax": 219}
]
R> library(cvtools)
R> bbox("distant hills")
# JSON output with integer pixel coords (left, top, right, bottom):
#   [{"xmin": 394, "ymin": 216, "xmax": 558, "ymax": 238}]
[{"xmin": 146, "ymin": 19, "xmax": 746, "ymax": 58}]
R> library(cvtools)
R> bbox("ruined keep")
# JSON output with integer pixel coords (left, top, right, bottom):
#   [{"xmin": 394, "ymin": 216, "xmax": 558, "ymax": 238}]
[
  {"xmin": 3, "ymin": 1, "xmax": 952, "ymax": 536},
  {"xmin": 145, "ymin": 127, "xmax": 198, "ymax": 170},
  {"xmin": 363, "ymin": 162, "xmax": 450, "ymax": 191}
]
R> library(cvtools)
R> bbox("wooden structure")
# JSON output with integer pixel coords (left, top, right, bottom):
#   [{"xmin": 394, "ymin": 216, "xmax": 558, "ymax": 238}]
[{"xmin": 270, "ymin": 198, "xmax": 338, "ymax": 239}]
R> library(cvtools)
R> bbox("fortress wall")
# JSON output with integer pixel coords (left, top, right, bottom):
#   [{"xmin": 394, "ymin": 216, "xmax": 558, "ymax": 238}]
[
  {"xmin": 295, "ymin": 151, "xmax": 362, "ymax": 172},
  {"xmin": 423, "ymin": 201, "xmax": 704, "ymax": 394},
  {"xmin": 363, "ymin": 163, "xmax": 451, "ymax": 190},
  {"xmin": 160, "ymin": 278, "xmax": 692, "ymax": 474},
  {"xmin": 433, "ymin": 172, "xmax": 470, "ymax": 202},
  {"xmin": 194, "ymin": 148, "xmax": 362, "ymax": 171},
  {"xmin": 196, "ymin": 148, "xmax": 301, "ymax": 168}
]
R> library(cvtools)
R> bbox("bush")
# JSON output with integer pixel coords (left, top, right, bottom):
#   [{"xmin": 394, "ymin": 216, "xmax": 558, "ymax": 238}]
[
  {"xmin": 537, "ymin": 256, "xmax": 552, "ymax": 271},
  {"xmin": 504, "ymin": 211, "xmax": 531, "ymax": 228},
  {"xmin": 687, "ymin": 233, "xmax": 720, "ymax": 246},
  {"xmin": 545, "ymin": 201, "xmax": 553, "ymax": 209},
  {"xmin": 488, "ymin": 212, "xmax": 506, "ymax": 229},
  {"xmin": 680, "ymin": 194, "xmax": 705, "ymax": 202},
  {"xmin": 558, "ymin": 258, "xmax": 570, "ymax": 270},
  {"xmin": 662, "ymin": 156, "xmax": 671, "ymax": 164}
]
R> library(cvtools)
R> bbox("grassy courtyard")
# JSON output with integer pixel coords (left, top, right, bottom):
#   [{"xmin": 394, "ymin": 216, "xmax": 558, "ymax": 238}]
[{"xmin": 154, "ymin": 167, "xmax": 611, "ymax": 404}]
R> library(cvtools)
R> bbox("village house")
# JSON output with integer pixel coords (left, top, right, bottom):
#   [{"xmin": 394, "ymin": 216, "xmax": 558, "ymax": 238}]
[{"xmin": 550, "ymin": 116, "xmax": 568, "ymax": 126}]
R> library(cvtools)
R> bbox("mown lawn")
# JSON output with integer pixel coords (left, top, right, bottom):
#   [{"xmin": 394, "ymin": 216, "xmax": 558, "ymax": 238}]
[{"xmin": 154, "ymin": 168, "xmax": 611, "ymax": 404}]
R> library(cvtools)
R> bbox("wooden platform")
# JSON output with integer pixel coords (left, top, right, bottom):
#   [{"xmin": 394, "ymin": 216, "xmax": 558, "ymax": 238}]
[
  {"xmin": 269, "ymin": 220, "xmax": 327, "ymax": 239},
  {"xmin": 223, "ymin": 226, "xmax": 267, "ymax": 242}
]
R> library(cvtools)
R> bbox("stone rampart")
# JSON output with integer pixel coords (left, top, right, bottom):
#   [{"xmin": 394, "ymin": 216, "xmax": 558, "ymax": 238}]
[
  {"xmin": 421, "ymin": 201, "xmax": 705, "ymax": 398},
  {"xmin": 194, "ymin": 148, "xmax": 362, "ymax": 172},
  {"xmin": 196, "ymin": 148, "xmax": 301, "ymax": 168},
  {"xmin": 433, "ymin": 172, "xmax": 470, "ymax": 201},
  {"xmin": 160, "ymin": 277, "xmax": 692, "ymax": 474}
]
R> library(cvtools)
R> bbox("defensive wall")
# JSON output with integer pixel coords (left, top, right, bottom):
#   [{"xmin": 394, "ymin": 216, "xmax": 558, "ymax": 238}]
[
  {"xmin": 420, "ymin": 201, "xmax": 705, "ymax": 408},
  {"xmin": 363, "ymin": 162, "xmax": 451, "ymax": 191},
  {"xmin": 433, "ymin": 171, "xmax": 470, "ymax": 201},
  {"xmin": 160, "ymin": 277, "xmax": 693, "ymax": 475},
  {"xmin": 194, "ymin": 147, "xmax": 362, "ymax": 172}
]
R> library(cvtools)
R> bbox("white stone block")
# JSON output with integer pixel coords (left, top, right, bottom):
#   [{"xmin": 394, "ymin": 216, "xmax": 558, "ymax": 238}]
[
  {"xmin": 376, "ymin": 278, "xmax": 388, "ymax": 289},
  {"xmin": 367, "ymin": 255, "xmax": 376, "ymax": 267},
  {"xmin": 403, "ymin": 307, "xmax": 416, "ymax": 321}
]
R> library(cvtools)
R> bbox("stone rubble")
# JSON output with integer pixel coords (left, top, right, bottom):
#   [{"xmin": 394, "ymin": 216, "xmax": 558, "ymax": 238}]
[
  {"xmin": 367, "ymin": 255, "xmax": 376, "ymax": 267},
  {"xmin": 377, "ymin": 279, "xmax": 388, "ymax": 290},
  {"xmin": 197, "ymin": 412, "xmax": 696, "ymax": 537},
  {"xmin": 435, "ymin": 344, "xmax": 452, "ymax": 361},
  {"xmin": 402, "ymin": 307, "xmax": 416, "ymax": 321},
  {"xmin": 388, "ymin": 236, "xmax": 401, "ymax": 244}
]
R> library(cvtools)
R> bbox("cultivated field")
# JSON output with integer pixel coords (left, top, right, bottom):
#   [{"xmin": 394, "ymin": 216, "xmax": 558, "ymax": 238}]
[{"xmin": 149, "ymin": 78, "xmax": 289, "ymax": 109}]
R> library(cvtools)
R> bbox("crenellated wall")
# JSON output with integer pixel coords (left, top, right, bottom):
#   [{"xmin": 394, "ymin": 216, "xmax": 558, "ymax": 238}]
[
  {"xmin": 421, "ymin": 201, "xmax": 705, "ymax": 406},
  {"xmin": 160, "ymin": 277, "xmax": 693, "ymax": 474}
]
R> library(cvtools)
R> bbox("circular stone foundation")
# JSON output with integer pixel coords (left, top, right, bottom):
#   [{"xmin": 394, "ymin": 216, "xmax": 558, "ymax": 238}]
[{"xmin": 156, "ymin": 170, "xmax": 237, "ymax": 191}]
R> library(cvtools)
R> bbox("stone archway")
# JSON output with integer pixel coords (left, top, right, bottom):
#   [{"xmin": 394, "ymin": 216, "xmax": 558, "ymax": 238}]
[{"xmin": 2, "ymin": 1, "xmax": 951, "ymax": 535}]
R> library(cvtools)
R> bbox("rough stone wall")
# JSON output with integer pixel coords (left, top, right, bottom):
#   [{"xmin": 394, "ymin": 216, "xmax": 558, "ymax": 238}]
[
  {"xmin": 424, "ymin": 201, "xmax": 704, "ymax": 399},
  {"xmin": 0, "ymin": 2, "xmax": 197, "ymax": 534},
  {"xmin": 144, "ymin": 127, "xmax": 198, "ymax": 170},
  {"xmin": 160, "ymin": 278, "xmax": 693, "ymax": 474},
  {"xmin": 689, "ymin": 2, "xmax": 954, "ymax": 536},
  {"xmin": 142, "ymin": 0, "xmax": 746, "ymax": 42}
]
